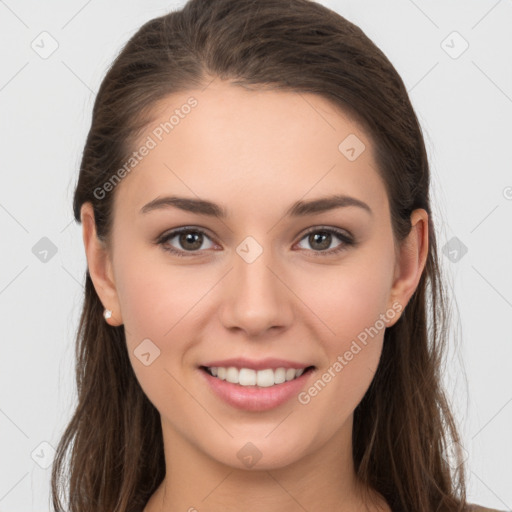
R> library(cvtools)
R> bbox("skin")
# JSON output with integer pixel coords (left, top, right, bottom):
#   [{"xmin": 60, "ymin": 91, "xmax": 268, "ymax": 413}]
[{"xmin": 81, "ymin": 79, "xmax": 428, "ymax": 511}]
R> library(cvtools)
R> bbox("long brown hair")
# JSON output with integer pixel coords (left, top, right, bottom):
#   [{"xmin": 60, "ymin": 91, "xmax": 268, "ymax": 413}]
[{"xmin": 52, "ymin": 1, "xmax": 468, "ymax": 510}]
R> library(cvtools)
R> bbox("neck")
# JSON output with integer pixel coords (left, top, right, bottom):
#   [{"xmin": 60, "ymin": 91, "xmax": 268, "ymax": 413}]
[{"xmin": 144, "ymin": 416, "xmax": 390, "ymax": 512}]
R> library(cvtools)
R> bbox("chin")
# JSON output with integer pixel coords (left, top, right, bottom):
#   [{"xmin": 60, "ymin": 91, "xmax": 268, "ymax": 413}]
[{"xmin": 203, "ymin": 433, "xmax": 314, "ymax": 472}]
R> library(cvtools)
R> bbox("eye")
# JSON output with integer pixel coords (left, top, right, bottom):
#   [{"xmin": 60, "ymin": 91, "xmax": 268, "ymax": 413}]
[
  {"xmin": 156, "ymin": 227, "xmax": 217, "ymax": 257},
  {"xmin": 295, "ymin": 227, "xmax": 355, "ymax": 256},
  {"xmin": 156, "ymin": 226, "xmax": 355, "ymax": 258}
]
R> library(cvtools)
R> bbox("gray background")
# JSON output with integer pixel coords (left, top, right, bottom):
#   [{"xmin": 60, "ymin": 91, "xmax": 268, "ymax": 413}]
[{"xmin": 0, "ymin": 0, "xmax": 511, "ymax": 510}]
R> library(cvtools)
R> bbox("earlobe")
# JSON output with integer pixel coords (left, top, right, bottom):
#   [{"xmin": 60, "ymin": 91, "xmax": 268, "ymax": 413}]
[
  {"xmin": 387, "ymin": 208, "xmax": 429, "ymax": 325},
  {"xmin": 80, "ymin": 202, "xmax": 123, "ymax": 326}
]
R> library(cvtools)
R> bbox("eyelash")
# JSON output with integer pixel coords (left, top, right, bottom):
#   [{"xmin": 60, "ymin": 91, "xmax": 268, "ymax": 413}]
[{"xmin": 155, "ymin": 226, "xmax": 356, "ymax": 258}]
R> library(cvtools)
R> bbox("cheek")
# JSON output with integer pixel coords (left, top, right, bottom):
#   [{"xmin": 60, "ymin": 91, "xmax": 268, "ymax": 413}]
[
  {"xmin": 304, "ymin": 268, "xmax": 388, "ymax": 387},
  {"xmin": 114, "ymin": 248, "xmax": 220, "ymax": 391},
  {"xmin": 294, "ymin": 242, "xmax": 395, "ymax": 413},
  {"xmin": 115, "ymin": 255, "xmax": 205, "ymax": 409},
  {"xmin": 304, "ymin": 246, "xmax": 395, "ymax": 347},
  {"xmin": 114, "ymin": 242, "xmax": 208, "ymax": 340}
]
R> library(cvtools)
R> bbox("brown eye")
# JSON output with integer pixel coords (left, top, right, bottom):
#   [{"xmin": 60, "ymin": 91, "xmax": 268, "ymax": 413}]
[
  {"xmin": 296, "ymin": 227, "xmax": 355, "ymax": 256},
  {"xmin": 177, "ymin": 231, "xmax": 204, "ymax": 251},
  {"xmin": 157, "ymin": 228, "xmax": 216, "ymax": 257},
  {"xmin": 307, "ymin": 231, "xmax": 332, "ymax": 251}
]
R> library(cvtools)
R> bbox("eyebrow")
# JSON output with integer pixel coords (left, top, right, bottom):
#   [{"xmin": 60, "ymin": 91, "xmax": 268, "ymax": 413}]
[{"xmin": 139, "ymin": 194, "xmax": 373, "ymax": 218}]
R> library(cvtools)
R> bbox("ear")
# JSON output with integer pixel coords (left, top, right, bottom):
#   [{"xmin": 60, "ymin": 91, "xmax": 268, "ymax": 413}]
[
  {"xmin": 386, "ymin": 208, "xmax": 429, "ymax": 327},
  {"xmin": 80, "ymin": 202, "xmax": 123, "ymax": 326}
]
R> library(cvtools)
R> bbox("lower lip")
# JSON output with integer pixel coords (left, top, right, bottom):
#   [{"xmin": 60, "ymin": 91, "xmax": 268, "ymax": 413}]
[{"xmin": 199, "ymin": 367, "xmax": 315, "ymax": 412}]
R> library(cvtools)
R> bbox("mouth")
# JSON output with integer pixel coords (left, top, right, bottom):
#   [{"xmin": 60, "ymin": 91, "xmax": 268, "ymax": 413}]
[{"xmin": 200, "ymin": 365, "xmax": 316, "ymax": 388}]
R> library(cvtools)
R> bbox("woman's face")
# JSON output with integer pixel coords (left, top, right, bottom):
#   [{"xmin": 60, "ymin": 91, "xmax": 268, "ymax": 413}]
[{"xmin": 84, "ymin": 80, "xmax": 425, "ymax": 471}]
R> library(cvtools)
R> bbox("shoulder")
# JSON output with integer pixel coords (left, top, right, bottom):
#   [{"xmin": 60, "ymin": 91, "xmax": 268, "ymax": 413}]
[{"xmin": 467, "ymin": 504, "xmax": 509, "ymax": 512}]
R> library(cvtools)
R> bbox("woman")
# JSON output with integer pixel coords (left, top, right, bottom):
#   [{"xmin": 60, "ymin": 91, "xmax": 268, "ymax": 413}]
[{"xmin": 50, "ymin": 0, "xmax": 505, "ymax": 511}]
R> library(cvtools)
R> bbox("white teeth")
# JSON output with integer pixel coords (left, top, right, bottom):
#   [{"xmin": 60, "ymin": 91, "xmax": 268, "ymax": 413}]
[
  {"xmin": 226, "ymin": 367, "xmax": 239, "ymax": 384},
  {"xmin": 207, "ymin": 366, "xmax": 308, "ymax": 387},
  {"xmin": 256, "ymin": 369, "xmax": 274, "ymax": 387},
  {"xmin": 239, "ymin": 368, "xmax": 256, "ymax": 386},
  {"xmin": 274, "ymin": 367, "xmax": 286, "ymax": 384},
  {"xmin": 285, "ymin": 368, "xmax": 296, "ymax": 381}
]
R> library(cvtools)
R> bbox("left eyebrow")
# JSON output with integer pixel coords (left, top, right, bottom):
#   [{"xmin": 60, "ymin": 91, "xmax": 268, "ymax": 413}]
[
  {"xmin": 285, "ymin": 194, "xmax": 373, "ymax": 217},
  {"xmin": 139, "ymin": 193, "xmax": 373, "ymax": 218}
]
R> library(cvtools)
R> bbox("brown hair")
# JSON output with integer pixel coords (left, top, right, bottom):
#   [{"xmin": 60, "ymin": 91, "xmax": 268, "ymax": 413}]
[{"xmin": 52, "ymin": 1, "xmax": 468, "ymax": 511}]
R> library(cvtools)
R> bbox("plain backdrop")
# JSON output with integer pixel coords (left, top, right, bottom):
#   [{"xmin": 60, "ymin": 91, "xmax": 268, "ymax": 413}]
[{"xmin": 0, "ymin": 1, "xmax": 511, "ymax": 510}]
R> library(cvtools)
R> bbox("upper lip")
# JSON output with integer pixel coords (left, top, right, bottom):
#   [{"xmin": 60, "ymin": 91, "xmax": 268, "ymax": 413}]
[{"xmin": 200, "ymin": 358, "xmax": 313, "ymax": 371}]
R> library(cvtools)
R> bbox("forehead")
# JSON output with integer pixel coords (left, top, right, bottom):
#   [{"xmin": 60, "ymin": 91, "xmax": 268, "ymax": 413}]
[{"xmin": 112, "ymin": 80, "xmax": 387, "ymax": 221}]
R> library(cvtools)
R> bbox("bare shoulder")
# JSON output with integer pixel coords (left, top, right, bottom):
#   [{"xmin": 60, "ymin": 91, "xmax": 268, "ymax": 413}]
[{"xmin": 467, "ymin": 503, "xmax": 509, "ymax": 512}]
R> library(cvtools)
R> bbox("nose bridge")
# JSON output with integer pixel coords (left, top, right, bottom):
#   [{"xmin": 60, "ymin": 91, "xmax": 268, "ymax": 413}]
[
  {"xmin": 219, "ymin": 234, "xmax": 293, "ymax": 335},
  {"xmin": 236, "ymin": 236, "xmax": 277, "ymax": 295}
]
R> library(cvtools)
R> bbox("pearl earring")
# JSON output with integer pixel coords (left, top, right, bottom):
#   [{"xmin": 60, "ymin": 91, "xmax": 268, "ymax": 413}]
[{"xmin": 103, "ymin": 309, "xmax": 112, "ymax": 321}]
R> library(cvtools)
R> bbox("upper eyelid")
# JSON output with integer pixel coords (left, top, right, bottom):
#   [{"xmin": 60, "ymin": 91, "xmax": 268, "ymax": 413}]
[
  {"xmin": 158, "ymin": 226, "xmax": 218, "ymax": 244},
  {"xmin": 298, "ymin": 225, "xmax": 353, "ymax": 239}
]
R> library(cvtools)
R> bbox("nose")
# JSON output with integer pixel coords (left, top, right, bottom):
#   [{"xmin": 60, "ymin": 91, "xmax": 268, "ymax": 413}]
[{"xmin": 218, "ymin": 241, "xmax": 294, "ymax": 338}]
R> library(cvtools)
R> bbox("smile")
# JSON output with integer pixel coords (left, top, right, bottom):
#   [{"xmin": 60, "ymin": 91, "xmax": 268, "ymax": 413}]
[{"xmin": 203, "ymin": 366, "xmax": 314, "ymax": 387}]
